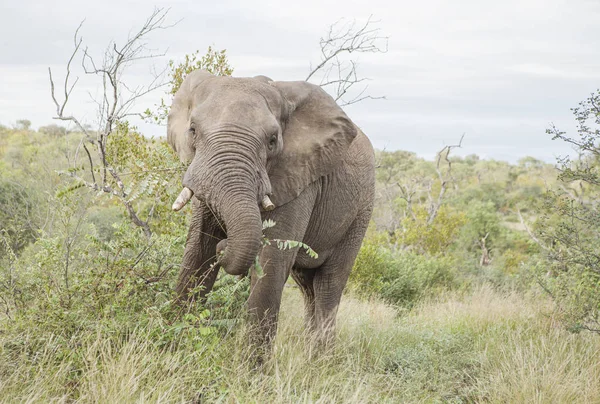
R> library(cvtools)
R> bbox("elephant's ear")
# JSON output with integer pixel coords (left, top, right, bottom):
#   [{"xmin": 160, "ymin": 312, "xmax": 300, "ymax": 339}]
[
  {"xmin": 267, "ymin": 81, "xmax": 357, "ymax": 206},
  {"xmin": 167, "ymin": 70, "xmax": 214, "ymax": 163}
]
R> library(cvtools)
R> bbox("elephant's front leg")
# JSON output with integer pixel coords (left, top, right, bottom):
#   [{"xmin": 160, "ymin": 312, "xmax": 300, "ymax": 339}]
[
  {"xmin": 246, "ymin": 188, "xmax": 317, "ymax": 352},
  {"xmin": 246, "ymin": 242, "xmax": 297, "ymax": 351},
  {"xmin": 175, "ymin": 199, "xmax": 224, "ymax": 301}
]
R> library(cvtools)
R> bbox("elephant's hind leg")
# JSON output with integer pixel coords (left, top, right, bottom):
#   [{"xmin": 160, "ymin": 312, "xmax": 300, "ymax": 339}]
[
  {"xmin": 291, "ymin": 267, "xmax": 317, "ymax": 332},
  {"xmin": 312, "ymin": 209, "xmax": 371, "ymax": 347}
]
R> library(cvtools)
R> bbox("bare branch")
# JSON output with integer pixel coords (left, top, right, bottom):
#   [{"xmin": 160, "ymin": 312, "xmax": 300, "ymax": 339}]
[
  {"xmin": 307, "ymin": 15, "xmax": 388, "ymax": 106},
  {"xmin": 427, "ymin": 134, "xmax": 465, "ymax": 224},
  {"xmin": 47, "ymin": 8, "xmax": 175, "ymax": 237}
]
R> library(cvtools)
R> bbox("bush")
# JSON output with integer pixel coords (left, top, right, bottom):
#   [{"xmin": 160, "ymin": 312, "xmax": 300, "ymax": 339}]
[
  {"xmin": 378, "ymin": 252, "xmax": 456, "ymax": 307},
  {"xmin": 398, "ymin": 206, "xmax": 466, "ymax": 255},
  {"xmin": 350, "ymin": 235, "xmax": 456, "ymax": 308},
  {"xmin": 535, "ymin": 89, "xmax": 600, "ymax": 332},
  {"xmin": 349, "ymin": 233, "xmax": 393, "ymax": 294}
]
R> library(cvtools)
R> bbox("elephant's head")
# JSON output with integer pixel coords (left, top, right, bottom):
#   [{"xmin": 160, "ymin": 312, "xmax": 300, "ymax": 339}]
[{"xmin": 167, "ymin": 70, "xmax": 357, "ymax": 276}]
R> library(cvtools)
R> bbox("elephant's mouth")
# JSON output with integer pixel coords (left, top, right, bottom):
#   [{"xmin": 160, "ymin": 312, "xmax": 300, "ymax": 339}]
[{"xmin": 171, "ymin": 187, "xmax": 275, "ymax": 212}]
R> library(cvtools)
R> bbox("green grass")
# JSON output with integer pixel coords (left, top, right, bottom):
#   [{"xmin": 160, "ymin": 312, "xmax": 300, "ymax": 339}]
[{"xmin": 1, "ymin": 285, "xmax": 599, "ymax": 403}]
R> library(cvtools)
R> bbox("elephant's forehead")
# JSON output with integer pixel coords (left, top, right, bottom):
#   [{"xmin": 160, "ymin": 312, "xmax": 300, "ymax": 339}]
[
  {"xmin": 199, "ymin": 78, "xmax": 284, "ymax": 119},
  {"xmin": 204, "ymin": 77, "xmax": 279, "ymax": 101}
]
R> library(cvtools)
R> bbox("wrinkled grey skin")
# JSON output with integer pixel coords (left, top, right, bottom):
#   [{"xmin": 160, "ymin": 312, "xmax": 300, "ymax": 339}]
[{"xmin": 168, "ymin": 70, "xmax": 375, "ymax": 347}]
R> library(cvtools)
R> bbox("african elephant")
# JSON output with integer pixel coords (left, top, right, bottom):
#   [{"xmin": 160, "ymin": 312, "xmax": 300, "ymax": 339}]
[{"xmin": 167, "ymin": 70, "xmax": 375, "ymax": 347}]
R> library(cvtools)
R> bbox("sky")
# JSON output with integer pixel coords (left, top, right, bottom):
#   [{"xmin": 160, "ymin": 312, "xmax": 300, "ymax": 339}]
[{"xmin": 1, "ymin": 0, "xmax": 599, "ymax": 162}]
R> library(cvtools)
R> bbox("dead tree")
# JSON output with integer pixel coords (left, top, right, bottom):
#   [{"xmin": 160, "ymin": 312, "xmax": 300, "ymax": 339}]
[
  {"xmin": 307, "ymin": 16, "xmax": 388, "ymax": 106},
  {"xmin": 48, "ymin": 8, "xmax": 174, "ymax": 237},
  {"xmin": 394, "ymin": 135, "xmax": 464, "ymax": 225},
  {"xmin": 427, "ymin": 134, "xmax": 464, "ymax": 224}
]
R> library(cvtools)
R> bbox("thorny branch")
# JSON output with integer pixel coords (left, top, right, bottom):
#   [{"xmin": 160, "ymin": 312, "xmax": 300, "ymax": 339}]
[
  {"xmin": 307, "ymin": 15, "xmax": 388, "ymax": 106},
  {"xmin": 47, "ymin": 7, "xmax": 174, "ymax": 238}
]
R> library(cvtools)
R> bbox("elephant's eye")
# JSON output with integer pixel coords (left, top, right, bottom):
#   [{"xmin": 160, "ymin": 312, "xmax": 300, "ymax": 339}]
[
  {"xmin": 268, "ymin": 134, "xmax": 277, "ymax": 151},
  {"xmin": 188, "ymin": 123, "xmax": 196, "ymax": 138}
]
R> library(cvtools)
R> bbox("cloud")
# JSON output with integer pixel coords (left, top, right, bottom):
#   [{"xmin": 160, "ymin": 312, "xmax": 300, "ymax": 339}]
[{"xmin": 508, "ymin": 63, "xmax": 600, "ymax": 79}]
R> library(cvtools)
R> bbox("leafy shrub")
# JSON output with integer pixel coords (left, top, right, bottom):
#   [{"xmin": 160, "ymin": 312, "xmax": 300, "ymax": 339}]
[
  {"xmin": 535, "ymin": 192, "xmax": 600, "ymax": 332},
  {"xmin": 350, "ymin": 235, "xmax": 456, "ymax": 308},
  {"xmin": 398, "ymin": 206, "xmax": 466, "ymax": 255},
  {"xmin": 533, "ymin": 89, "xmax": 600, "ymax": 332},
  {"xmin": 378, "ymin": 253, "xmax": 456, "ymax": 307},
  {"xmin": 348, "ymin": 233, "xmax": 393, "ymax": 294}
]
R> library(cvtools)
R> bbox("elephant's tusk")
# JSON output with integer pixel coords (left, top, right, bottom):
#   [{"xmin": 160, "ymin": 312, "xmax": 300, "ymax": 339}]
[
  {"xmin": 261, "ymin": 195, "xmax": 275, "ymax": 211},
  {"xmin": 172, "ymin": 187, "xmax": 193, "ymax": 211}
]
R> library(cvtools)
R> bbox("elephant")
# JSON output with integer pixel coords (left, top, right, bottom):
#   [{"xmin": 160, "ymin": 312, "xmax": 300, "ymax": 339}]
[{"xmin": 167, "ymin": 69, "xmax": 375, "ymax": 348}]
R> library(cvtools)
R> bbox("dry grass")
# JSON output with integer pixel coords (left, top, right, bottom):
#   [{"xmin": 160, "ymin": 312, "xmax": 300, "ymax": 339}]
[{"xmin": 1, "ymin": 285, "xmax": 599, "ymax": 403}]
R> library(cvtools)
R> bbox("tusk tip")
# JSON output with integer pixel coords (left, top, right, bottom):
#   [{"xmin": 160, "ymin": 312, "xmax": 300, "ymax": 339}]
[
  {"xmin": 172, "ymin": 187, "xmax": 193, "ymax": 211},
  {"xmin": 261, "ymin": 195, "xmax": 275, "ymax": 211}
]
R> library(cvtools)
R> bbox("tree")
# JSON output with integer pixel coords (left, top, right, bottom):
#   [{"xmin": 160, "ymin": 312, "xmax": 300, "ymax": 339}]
[
  {"xmin": 39, "ymin": 124, "xmax": 67, "ymax": 137},
  {"xmin": 145, "ymin": 46, "xmax": 234, "ymax": 125},
  {"xmin": 535, "ymin": 90, "xmax": 600, "ymax": 332},
  {"xmin": 14, "ymin": 119, "xmax": 31, "ymax": 131},
  {"xmin": 461, "ymin": 200, "xmax": 500, "ymax": 266},
  {"xmin": 48, "ymin": 8, "xmax": 176, "ymax": 237}
]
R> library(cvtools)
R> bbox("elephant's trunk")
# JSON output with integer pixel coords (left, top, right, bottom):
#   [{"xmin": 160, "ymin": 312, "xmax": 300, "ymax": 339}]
[
  {"xmin": 215, "ymin": 189, "xmax": 262, "ymax": 276},
  {"xmin": 182, "ymin": 141, "xmax": 265, "ymax": 276}
]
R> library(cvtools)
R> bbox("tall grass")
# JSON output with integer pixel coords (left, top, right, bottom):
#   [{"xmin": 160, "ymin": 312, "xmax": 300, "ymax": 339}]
[{"xmin": 1, "ymin": 285, "xmax": 598, "ymax": 403}]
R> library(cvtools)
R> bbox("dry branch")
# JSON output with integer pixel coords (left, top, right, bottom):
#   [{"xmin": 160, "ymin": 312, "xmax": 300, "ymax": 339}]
[
  {"xmin": 307, "ymin": 15, "xmax": 388, "ymax": 106},
  {"xmin": 47, "ymin": 7, "xmax": 174, "ymax": 237},
  {"xmin": 427, "ymin": 134, "xmax": 465, "ymax": 224}
]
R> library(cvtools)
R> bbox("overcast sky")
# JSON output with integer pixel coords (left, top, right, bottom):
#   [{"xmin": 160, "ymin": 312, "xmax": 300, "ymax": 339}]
[{"xmin": 1, "ymin": 0, "xmax": 599, "ymax": 162}]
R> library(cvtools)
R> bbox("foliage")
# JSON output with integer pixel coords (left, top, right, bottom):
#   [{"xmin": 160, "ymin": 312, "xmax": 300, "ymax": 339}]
[
  {"xmin": 350, "ymin": 235, "xmax": 456, "ymax": 308},
  {"xmin": 398, "ymin": 205, "xmax": 466, "ymax": 255},
  {"xmin": 535, "ymin": 90, "xmax": 600, "ymax": 332},
  {"xmin": 14, "ymin": 119, "xmax": 31, "ymax": 131},
  {"xmin": 353, "ymin": 147, "xmax": 555, "ymax": 309},
  {"xmin": 38, "ymin": 124, "xmax": 67, "ymax": 137},
  {"xmin": 349, "ymin": 233, "xmax": 393, "ymax": 294},
  {"xmin": 252, "ymin": 219, "xmax": 319, "ymax": 278},
  {"xmin": 145, "ymin": 47, "xmax": 234, "ymax": 125},
  {"xmin": 168, "ymin": 47, "xmax": 234, "ymax": 94},
  {"xmin": 0, "ymin": 180, "xmax": 40, "ymax": 255}
]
